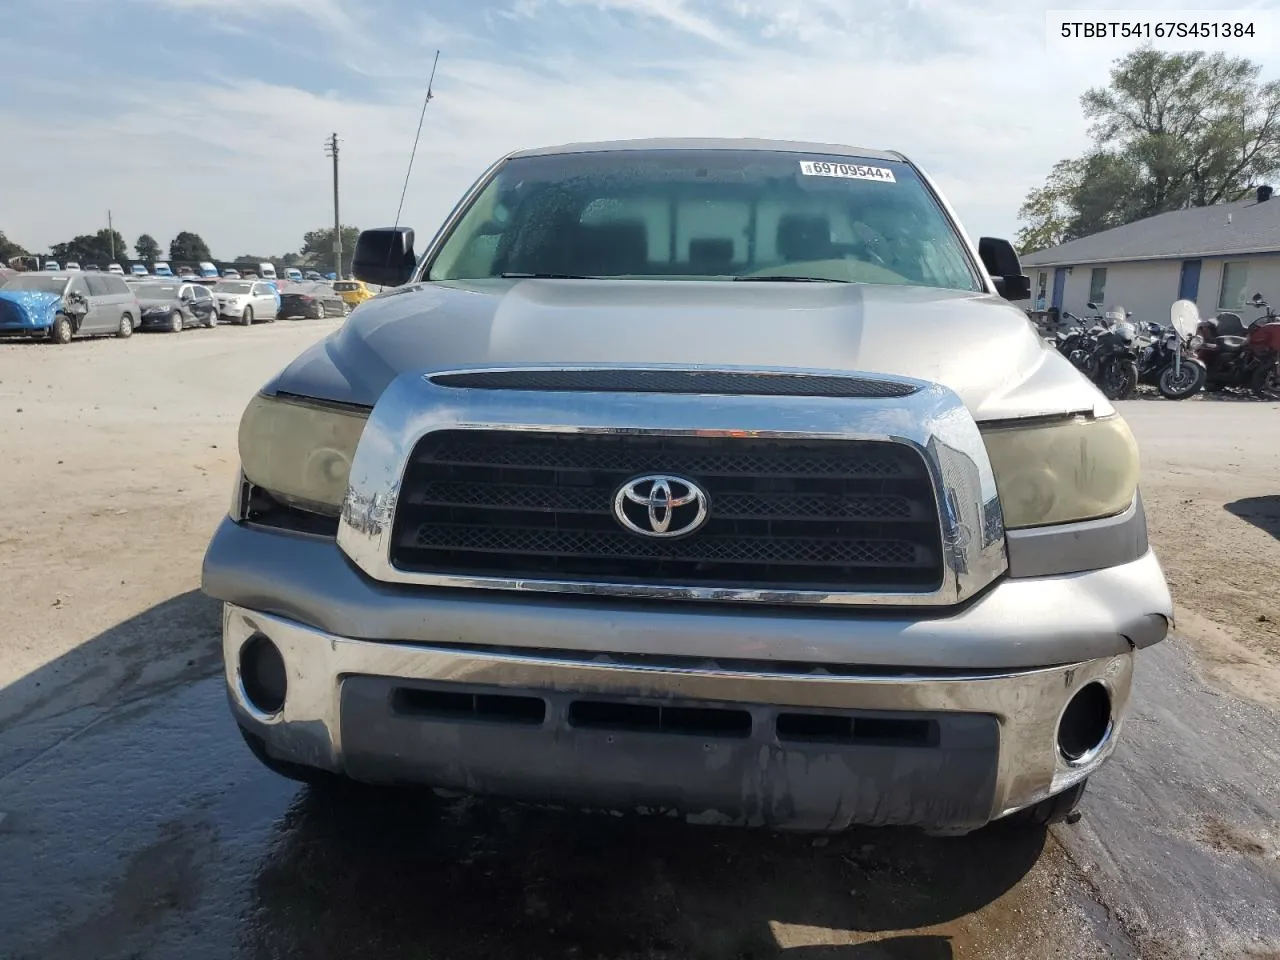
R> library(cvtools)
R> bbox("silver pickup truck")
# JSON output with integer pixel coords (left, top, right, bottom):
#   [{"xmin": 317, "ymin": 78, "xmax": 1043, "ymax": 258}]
[{"xmin": 202, "ymin": 138, "xmax": 1173, "ymax": 834}]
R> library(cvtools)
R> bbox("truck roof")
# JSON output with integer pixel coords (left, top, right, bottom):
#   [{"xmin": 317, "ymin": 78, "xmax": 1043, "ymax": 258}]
[{"xmin": 508, "ymin": 137, "xmax": 906, "ymax": 163}]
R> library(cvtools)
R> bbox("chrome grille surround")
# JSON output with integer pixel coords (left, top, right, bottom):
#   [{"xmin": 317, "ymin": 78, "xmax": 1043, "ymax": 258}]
[{"xmin": 336, "ymin": 364, "xmax": 1008, "ymax": 606}]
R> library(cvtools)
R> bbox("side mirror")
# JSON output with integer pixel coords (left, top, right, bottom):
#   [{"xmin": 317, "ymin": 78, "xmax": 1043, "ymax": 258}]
[
  {"xmin": 978, "ymin": 237, "xmax": 1031, "ymax": 301},
  {"xmin": 1250, "ymin": 292, "xmax": 1266, "ymax": 306},
  {"xmin": 1086, "ymin": 301, "xmax": 1099, "ymax": 311},
  {"xmin": 353, "ymin": 227, "xmax": 416, "ymax": 287}
]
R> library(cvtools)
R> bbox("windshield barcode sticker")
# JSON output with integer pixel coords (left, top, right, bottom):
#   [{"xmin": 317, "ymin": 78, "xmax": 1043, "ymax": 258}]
[{"xmin": 799, "ymin": 161, "xmax": 896, "ymax": 182}]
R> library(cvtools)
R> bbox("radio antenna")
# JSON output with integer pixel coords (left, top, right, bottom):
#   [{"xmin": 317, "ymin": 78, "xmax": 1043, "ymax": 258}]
[{"xmin": 393, "ymin": 49, "xmax": 440, "ymax": 232}]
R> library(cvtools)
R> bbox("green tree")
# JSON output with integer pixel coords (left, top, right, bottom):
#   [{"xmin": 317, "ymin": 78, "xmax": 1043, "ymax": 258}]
[
  {"xmin": 50, "ymin": 229, "xmax": 130, "ymax": 267},
  {"xmin": 135, "ymin": 233, "xmax": 161, "ymax": 262},
  {"xmin": 168, "ymin": 231, "xmax": 213, "ymax": 263},
  {"xmin": 1018, "ymin": 47, "xmax": 1280, "ymax": 252},
  {"xmin": 0, "ymin": 230, "xmax": 28, "ymax": 262},
  {"xmin": 301, "ymin": 225, "xmax": 360, "ymax": 275}
]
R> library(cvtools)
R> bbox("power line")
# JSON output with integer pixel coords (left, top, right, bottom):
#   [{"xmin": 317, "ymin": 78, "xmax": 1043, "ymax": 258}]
[{"xmin": 394, "ymin": 49, "xmax": 440, "ymax": 233}]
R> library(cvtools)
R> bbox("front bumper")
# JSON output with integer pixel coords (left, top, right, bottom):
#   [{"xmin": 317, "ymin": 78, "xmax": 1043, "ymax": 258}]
[
  {"xmin": 218, "ymin": 302, "xmax": 245, "ymax": 316},
  {"xmin": 137, "ymin": 310, "xmax": 178, "ymax": 328},
  {"xmin": 207, "ymin": 518, "xmax": 1170, "ymax": 831}
]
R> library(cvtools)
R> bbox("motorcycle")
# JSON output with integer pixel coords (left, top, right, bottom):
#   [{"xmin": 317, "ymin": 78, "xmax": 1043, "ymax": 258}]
[
  {"xmin": 1136, "ymin": 300, "xmax": 1208, "ymax": 400},
  {"xmin": 1056, "ymin": 302, "xmax": 1114, "ymax": 378},
  {"xmin": 1197, "ymin": 292, "xmax": 1280, "ymax": 398},
  {"xmin": 1055, "ymin": 302, "xmax": 1140, "ymax": 399},
  {"xmin": 1094, "ymin": 305, "xmax": 1141, "ymax": 400},
  {"xmin": 1055, "ymin": 310, "xmax": 1101, "ymax": 377}
]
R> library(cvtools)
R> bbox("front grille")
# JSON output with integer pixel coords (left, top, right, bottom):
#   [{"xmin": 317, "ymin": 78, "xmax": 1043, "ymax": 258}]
[{"xmin": 390, "ymin": 431, "xmax": 944, "ymax": 594}]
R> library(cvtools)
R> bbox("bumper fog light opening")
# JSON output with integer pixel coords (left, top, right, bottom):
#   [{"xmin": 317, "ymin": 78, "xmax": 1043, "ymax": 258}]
[
  {"xmin": 239, "ymin": 633, "xmax": 287, "ymax": 716},
  {"xmin": 1057, "ymin": 681, "xmax": 1112, "ymax": 766}
]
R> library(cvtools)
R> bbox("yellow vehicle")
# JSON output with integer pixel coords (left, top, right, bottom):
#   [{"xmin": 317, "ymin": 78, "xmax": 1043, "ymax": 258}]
[{"xmin": 332, "ymin": 279, "xmax": 375, "ymax": 308}]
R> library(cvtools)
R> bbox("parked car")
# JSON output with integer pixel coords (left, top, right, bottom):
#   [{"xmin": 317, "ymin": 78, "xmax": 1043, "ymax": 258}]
[
  {"xmin": 85, "ymin": 264, "xmax": 101, "ymax": 272},
  {"xmin": 284, "ymin": 268, "xmax": 304, "ymax": 283},
  {"xmin": 107, "ymin": 263, "xmax": 125, "ymax": 275},
  {"xmin": 203, "ymin": 138, "xmax": 1174, "ymax": 835},
  {"xmin": 130, "ymin": 263, "xmax": 149, "ymax": 278},
  {"xmin": 303, "ymin": 270, "xmax": 323, "ymax": 281},
  {"xmin": 43, "ymin": 260, "xmax": 60, "ymax": 271},
  {"xmin": 278, "ymin": 281, "xmax": 348, "ymax": 319},
  {"xmin": 332, "ymin": 278, "xmax": 375, "ymax": 309},
  {"xmin": 222, "ymin": 268, "xmax": 241, "ymax": 279},
  {"xmin": 65, "ymin": 261, "xmax": 82, "ymax": 271},
  {"xmin": 0, "ymin": 270, "xmax": 137, "ymax": 342},
  {"xmin": 258, "ymin": 262, "xmax": 277, "ymax": 280},
  {"xmin": 215, "ymin": 280, "xmax": 278, "ymax": 325},
  {"xmin": 153, "ymin": 262, "xmax": 174, "ymax": 278},
  {"xmin": 133, "ymin": 281, "xmax": 219, "ymax": 332},
  {"xmin": 198, "ymin": 261, "xmax": 219, "ymax": 279},
  {"xmin": 177, "ymin": 266, "xmax": 196, "ymax": 278}
]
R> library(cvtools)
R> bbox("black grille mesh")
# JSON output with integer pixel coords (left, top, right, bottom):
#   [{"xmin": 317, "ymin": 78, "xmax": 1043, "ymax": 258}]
[{"xmin": 390, "ymin": 431, "xmax": 944, "ymax": 593}]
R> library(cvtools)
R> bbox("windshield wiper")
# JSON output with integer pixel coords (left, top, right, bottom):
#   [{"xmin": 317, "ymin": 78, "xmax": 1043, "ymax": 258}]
[
  {"xmin": 732, "ymin": 275, "xmax": 846, "ymax": 283},
  {"xmin": 500, "ymin": 272, "xmax": 596, "ymax": 280}
]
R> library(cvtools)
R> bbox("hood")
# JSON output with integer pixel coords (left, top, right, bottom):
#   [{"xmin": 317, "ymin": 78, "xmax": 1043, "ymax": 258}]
[
  {"xmin": 0, "ymin": 289, "xmax": 61, "ymax": 324},
  {"xmin": 268, "ymin": 279, "xmax": 1110, "ymax": 422}
]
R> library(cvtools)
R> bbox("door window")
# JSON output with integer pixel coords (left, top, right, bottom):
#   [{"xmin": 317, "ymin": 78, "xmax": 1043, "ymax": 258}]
[
  {"xmin": 66, "ymin": 277, "xmax": 90, "ymax": 297},
  {"xmin": 85, "ymin": 275, "xmax": 112, "ymax": 295}
]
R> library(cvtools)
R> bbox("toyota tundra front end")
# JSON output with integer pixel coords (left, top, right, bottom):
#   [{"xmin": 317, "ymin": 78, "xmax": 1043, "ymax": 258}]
[{"xmin": 202, "ymin": 139, "xmax": 1172, "ymax": 834}]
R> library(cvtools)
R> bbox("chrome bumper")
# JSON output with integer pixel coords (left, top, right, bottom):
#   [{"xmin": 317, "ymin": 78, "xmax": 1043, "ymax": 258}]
[{"xmin": 223, "ymin": 597, "xmax": 1135, "ymax": 831}]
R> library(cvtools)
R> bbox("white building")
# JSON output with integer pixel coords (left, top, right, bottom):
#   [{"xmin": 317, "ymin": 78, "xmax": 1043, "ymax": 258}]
[{"xmin": 1020, "ymin": 186, "xmax": 1280, "ymax": 323}]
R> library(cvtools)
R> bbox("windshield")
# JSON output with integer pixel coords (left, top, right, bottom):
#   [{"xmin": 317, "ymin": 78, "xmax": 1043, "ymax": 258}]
[
  {"xmin": 220, "ymin": 282, "xmax": 253, "ymax": 294},
  {"xmin": 333, "ymin": 281, "xmax": 357, "ymax": 291},
  {"xmin": 2, "ymin": 275, "xmax": 67, "ymax": 294},
  {"xmin": 136, "ymin": 284, "xmax": 178, "ymax": 298},
  {"xmin": 427, "ymin": 149, "xmax": 980, "ymax": 290}
]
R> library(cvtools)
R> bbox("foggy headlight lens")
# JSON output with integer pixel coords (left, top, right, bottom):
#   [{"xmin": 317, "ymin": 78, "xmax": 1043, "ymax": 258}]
[
  {"xmin": 238, "ymin": 393, "xmax": 369, "ymax": 515},
  {"xmin": 981, "ymin": 415, "xmax": 1139, "ymax": 529}
]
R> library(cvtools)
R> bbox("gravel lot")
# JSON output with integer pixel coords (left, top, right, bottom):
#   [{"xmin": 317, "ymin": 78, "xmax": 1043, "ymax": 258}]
[{"xmin": 0, "ymin": 322, "xmax": 1277, "ymax": 960}]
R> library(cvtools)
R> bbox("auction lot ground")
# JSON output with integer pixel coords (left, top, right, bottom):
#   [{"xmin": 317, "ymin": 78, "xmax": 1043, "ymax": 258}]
[{"xmin": 0, "ymin": 323, "xmax": 1277, "ymax": 960}]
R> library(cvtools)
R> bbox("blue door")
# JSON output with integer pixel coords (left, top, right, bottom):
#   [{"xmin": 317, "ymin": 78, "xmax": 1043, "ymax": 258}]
[
  {"xmin": 1178, "ymin": 259, "xmax": 1202, "ymax": 301},
  {"xmin": 1051, "ymin": 268, "xmax": 1067, "ymax": 309}
]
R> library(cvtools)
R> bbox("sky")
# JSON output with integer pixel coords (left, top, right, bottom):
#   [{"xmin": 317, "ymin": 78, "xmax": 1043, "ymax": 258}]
[{"xmin": 2, "ymin": 0, "xmax": 1277, "ymax": 260}]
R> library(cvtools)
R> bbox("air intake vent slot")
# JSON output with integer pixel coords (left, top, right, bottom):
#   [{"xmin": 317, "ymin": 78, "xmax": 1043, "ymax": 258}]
[{"xmin": 428, "ymin": 369, "xmax": 918, "ymax": 398}]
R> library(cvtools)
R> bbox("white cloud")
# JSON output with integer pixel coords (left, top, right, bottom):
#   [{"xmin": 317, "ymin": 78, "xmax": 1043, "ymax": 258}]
[{"xmin": 2, "ymin": 0, "xmax": 1273, "ymax": 258}]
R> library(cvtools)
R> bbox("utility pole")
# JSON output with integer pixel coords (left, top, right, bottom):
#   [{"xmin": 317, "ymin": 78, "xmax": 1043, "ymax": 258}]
[
  {"xmin": 108, "ymin": 210, "xmax": 114, "ymax": 262},
  {"xmin": 324, "ymin": 133, "xmax": 341, "ymax": 278}
]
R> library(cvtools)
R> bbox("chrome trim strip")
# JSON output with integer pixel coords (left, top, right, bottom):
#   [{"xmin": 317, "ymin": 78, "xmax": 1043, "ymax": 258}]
[
  {"xmin": 335, "ymin": 365, "xmax": 1008, "ymax": 606},
  {"xmin": 223, "ymin": 603, "xmax": 1132, "ymax": 824}
]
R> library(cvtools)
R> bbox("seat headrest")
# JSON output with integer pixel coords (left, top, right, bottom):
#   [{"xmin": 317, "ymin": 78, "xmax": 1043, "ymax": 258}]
[
  {"xmin": 572, "ymin": 220, "xmax": 648, "ymax": 274},
  {"xmin": 689, "ymin": 238, "xmax": 734, "ymax": 272},
  {"xmin": 777, "ymin": 215, "xmax": 833, "ymax": 261}
]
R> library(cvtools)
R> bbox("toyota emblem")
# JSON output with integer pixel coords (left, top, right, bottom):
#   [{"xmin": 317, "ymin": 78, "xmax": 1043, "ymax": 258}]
[{"xmin": 612, "ymin": 474, "xmax": 710, "ymax": 539}]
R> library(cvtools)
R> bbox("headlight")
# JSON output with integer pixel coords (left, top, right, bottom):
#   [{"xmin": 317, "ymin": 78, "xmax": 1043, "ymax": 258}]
[
  {"xmin": 980, "ymin": 415, "xmax": 1139, "ymax": 529},
  {"xmin": 237, "ymin": 393, "xmax": 369, "ymax": 515}
]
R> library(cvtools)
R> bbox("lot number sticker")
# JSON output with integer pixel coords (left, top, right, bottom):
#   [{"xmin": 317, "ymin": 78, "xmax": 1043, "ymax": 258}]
[{"xmin": 799, "ymin": 161, "xmax": 896, "ymax": 183}]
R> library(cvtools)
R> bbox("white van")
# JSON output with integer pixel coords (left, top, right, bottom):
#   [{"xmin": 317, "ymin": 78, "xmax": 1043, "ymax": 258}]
[
  {"xmin": 258, "ymin": 262, "xmax": 277, "ymax": 280},
  {"xmin": 198, "ymin": 261, "xmax": 218, "ymax": 279}
]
